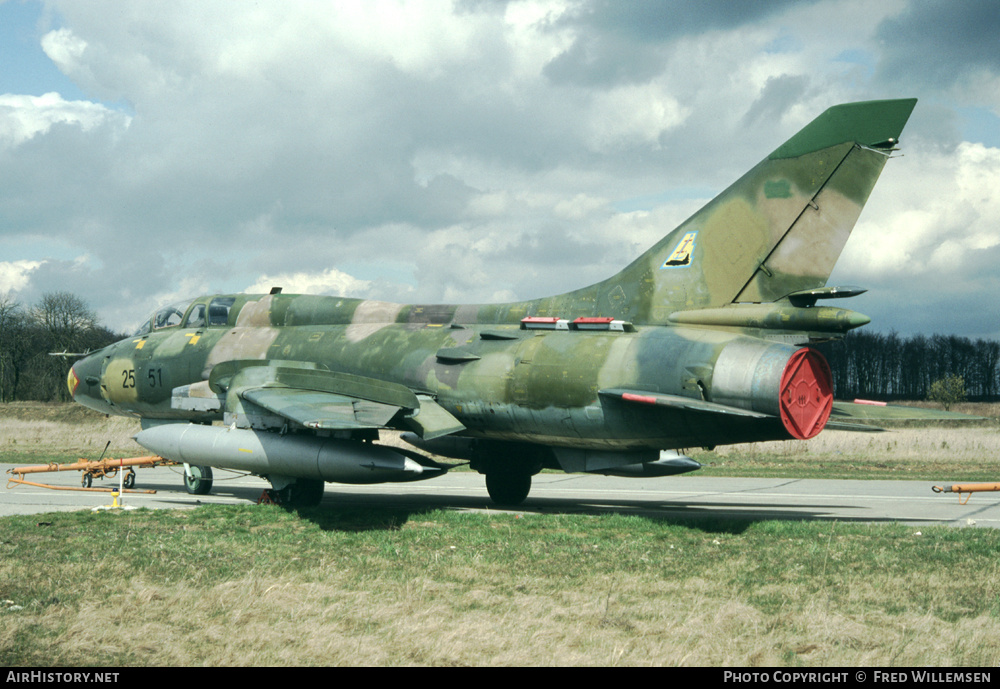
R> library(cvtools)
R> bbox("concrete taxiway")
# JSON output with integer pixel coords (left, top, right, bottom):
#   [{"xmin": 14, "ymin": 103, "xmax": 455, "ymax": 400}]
[{"xmin": 3, "ymin": 462, "xmax": 998, "ymax": 527}]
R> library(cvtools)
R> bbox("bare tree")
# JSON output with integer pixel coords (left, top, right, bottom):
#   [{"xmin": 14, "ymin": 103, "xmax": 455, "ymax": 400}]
[
  {"xmin": 0, "ymin": 294, "xmax": 26, "ymax": 402},
  {"xmin": 31, "ymin": 292, "xmax": 98, "ymax": 350},
  {"xmin": 25, "ymin": 292, "xmax": 106, "ymax": 401}
]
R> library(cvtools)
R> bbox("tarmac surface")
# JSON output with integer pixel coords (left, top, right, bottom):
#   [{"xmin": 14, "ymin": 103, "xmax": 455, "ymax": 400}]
[{"xmin": 3, "ymin": 461, "xmax": 999, "ymax": 527}]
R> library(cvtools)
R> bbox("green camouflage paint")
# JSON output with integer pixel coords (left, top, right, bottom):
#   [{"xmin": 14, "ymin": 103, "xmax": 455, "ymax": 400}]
[{"xmin": 69, "ymin": 99, "xmax": 917, "ymax": 503}]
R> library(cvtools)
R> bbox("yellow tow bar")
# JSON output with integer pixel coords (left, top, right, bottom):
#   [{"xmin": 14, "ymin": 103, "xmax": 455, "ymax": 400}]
[{"xmin": 6, "ymin": 456, "xmax": 177, "ymax": 493}]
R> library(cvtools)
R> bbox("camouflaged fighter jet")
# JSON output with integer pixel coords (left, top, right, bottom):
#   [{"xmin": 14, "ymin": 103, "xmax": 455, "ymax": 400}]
[{"xmin": 68, "ymin": 98, "xmax": 917, "ymax": 506}]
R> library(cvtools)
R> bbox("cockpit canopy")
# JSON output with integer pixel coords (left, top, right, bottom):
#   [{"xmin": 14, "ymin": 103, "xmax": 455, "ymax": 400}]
[{"xmin": 131, "ymin": 296, "xmax": 239, "ymax": 336}]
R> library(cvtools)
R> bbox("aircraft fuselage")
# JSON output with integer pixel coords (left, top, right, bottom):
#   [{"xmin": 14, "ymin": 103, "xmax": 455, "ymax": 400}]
[
  {"xmin": 65, "ymin": 98, "xmax": 918, "ymax": 506},
  {"xmin": 70, "ymin": 292, "xmax": 830, "ymax": 453}
]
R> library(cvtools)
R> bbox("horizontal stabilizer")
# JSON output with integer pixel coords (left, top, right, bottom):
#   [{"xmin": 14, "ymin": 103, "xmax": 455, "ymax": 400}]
[
  {"xmin": 831, "ymin": 401, "xmax": 984, "ymax": 422},
  {"xmin": 822, "ymin": 420, "xmax": 886, "ymax": 433},
  {"xmin": 600, "ymin": 388, "xmax": 771, "ymax": 419}
]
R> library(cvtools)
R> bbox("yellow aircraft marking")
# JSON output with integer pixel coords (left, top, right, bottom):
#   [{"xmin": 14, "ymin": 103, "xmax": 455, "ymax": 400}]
[
  {"xmin": 662, "ymin": 231, "xmax": 697, "ymax": 268},
  {"xmin": 133, "ymin": 339, "xmax": 146, "ymax": 350},
  {"xmin": 185, "ymin": 333, "xmax": 201, "ymax": 345}
]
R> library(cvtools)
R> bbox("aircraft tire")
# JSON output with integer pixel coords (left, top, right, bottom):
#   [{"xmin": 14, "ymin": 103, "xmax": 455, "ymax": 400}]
[
  {"xmin": 485, "ymin": 471, "xmax": 531, "ymax": 506},
  {"xmin": 184, "ymin": 465, "xmax": 214, "ymax": 495},
  {"xmin": 283, "ymin": 479, "xmax": 325, "ymax": 508},
  {"xmin": 272, "ymin": 479, "xmax": 325, "ymax": 508}
]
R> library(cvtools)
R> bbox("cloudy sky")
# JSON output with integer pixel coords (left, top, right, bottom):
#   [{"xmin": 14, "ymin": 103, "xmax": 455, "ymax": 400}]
[{"xmin": 2, "ymin": 0, "xmax": 998, "ymax": 339}]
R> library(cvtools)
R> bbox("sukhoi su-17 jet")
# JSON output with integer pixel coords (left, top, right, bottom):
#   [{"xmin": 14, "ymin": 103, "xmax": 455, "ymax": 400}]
[{"xmin": 69, "ymin": 99, "xmax": 918, "ymax": 507}]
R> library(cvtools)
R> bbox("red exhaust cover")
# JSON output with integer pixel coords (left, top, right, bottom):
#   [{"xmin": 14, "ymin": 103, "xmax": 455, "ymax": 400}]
[{"xmin": 779, "ymin": 348, "xmax": 833, "ymax": 439}]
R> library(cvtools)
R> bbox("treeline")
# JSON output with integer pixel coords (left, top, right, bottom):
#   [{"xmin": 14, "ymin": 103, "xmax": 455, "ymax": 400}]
[
  {"xmin": 2, "ymin": 292, "xmax": 998, "ymax": 404},
  {"xmin": 0, "ymin": 292, "xmax": 125, "ymax": 403},
  {"xmin": 816, "ymin": 331, "xmax": 1000, "ymax": 401}
]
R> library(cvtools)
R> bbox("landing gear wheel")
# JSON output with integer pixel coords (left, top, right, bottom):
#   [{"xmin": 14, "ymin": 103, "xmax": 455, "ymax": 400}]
[
  {"xmin": 485, "ymin": 471, "xmax": 531, "ymax": 506},
  {"xmin": 81, "ymin": 473, "xmax": 92, "ymax": 488},
  {"xmin": 123, "ymin": 470, "xmax": 136, "ymax": 490},
  {"xmin": 278, "ymin": 479, "xmax": 325, "ymax": 508},
  {"xmin": 184, "ymin": 465, "xmax": 214, "ymax": 495}
]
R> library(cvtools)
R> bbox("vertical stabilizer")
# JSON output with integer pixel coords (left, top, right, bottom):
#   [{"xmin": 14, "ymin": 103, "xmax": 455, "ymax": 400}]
[{"xmin": 539, "ymin": 99, "xmax": 916, "ymax": 325}]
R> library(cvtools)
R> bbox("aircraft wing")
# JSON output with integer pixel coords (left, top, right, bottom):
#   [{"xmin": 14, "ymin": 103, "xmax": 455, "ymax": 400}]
[
  {"xmin": 211, "ymin": 361, "xmax": 466, "ymax": 439},
  {"xmin": 242, "ymin": 387, "xmax": 400, "ymax": 430}
]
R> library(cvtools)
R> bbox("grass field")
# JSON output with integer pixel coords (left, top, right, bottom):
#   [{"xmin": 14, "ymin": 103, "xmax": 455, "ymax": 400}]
[
  {"xmin": 692, "ymin": 423, "xmax": 1000, "ymax": 481},
  {"xmin": 2, "ymin": 507, "xmax": 999, "ymax": 666},
  {"xmin": 2, "ymin": 402, "xmax": 1000, "ymax": 666}
]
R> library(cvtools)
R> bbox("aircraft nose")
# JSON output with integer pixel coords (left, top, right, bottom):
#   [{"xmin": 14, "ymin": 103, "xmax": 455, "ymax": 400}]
[
  {"xmin": 67, "ymin": 352, "xmax": 112, "ymax": 413},
  {"xmin": 66, "ymin": 362, "xmax": 82, "ymax": 399},
  {"xmin": 68, "ymin": 353, "xmax": 100, "ymax": 398}
]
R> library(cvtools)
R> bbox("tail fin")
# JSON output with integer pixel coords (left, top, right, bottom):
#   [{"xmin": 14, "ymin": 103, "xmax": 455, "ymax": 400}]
[{"xmin": 543, "ymin": 99, "xmax": 916, "ymax": 324}]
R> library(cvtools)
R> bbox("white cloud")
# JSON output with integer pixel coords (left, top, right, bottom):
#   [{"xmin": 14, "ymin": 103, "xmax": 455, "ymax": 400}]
[
  {"xmin": 0, "ymin": 92, "xmax": 127, "ymax": 148},
  {"xmin": 584, "ymin": 85, "xmax": 689, "ymax": 152},
  {"xmin": 842, "ymin": 141, "xmax": 1000, "ymax": 277},
  {"xmin": 244, "ymin": 268, "xmax": 372, "ymax": 297},
  {"xmin": 0, "ymin": 0, "xmax": 997, "ymax": 338},
  {"xmin": 0, "ymin": 260, "xmax": 45, "ymax": 293},
  {"xmin": 39, "ymin": 27, "xmax": 87, "ymax": 71}
]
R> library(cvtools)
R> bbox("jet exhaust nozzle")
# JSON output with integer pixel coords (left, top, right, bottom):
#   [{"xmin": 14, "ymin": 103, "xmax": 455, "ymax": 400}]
[{"xmin": 711, "ymin": 341, "xmax": 833, "ymax": 440}]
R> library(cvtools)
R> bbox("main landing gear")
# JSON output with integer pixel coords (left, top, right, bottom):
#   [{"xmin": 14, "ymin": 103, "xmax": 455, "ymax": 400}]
[
  {"xmin": 181, "ymin": 465, "xmax": 325, "ymax": 508},
  {"xmin": 261, "ymin": 478, "xmax": 325, "ymax": 508},
  {"xmin": 473, "ymin": 442, "xmax": 545, "ymax": 507},
  {"xmin": 485, "ymin": 470, "xmax": 532, "ymax": 506}
]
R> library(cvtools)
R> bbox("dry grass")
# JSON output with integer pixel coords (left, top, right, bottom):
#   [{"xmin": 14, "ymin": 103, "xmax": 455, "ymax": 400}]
[
  {"xmin": 2, "ymin": 509, "xmax": 999, "ymax": 667},
  {"xmin": 0, "ymin": 402, "xmax": 141, "ymax": 462},
  {"xmin": 697, "ymin": 413, "xmax": 1000, "ymax": 481},
  {"xmin": 35, "ymin": 572, "xmax": 999, "ymax": 666},
  {"xmin": 3, "ymin": 401, "xmax": 1000, "ymax": 666},
  {"xmin": 713, "ymin": 426, "xmax": 1000, "ymax": 462}
]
